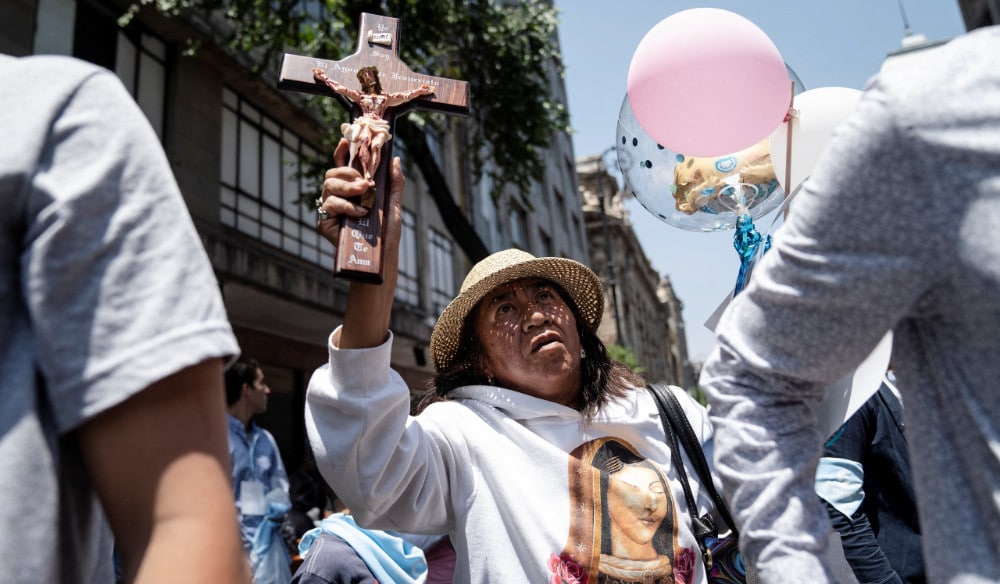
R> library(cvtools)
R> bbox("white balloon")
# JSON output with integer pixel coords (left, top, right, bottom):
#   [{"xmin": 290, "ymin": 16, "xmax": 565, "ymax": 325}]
[{"xmin": 769, "ymin": 86, "xmax": 863, "ymax": 194}]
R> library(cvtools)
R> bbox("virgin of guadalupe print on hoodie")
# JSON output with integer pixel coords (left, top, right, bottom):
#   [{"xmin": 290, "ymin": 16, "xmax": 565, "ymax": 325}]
[{"xmin": 550, "ymin": 437, "xmax": 683, "ymax": 584}]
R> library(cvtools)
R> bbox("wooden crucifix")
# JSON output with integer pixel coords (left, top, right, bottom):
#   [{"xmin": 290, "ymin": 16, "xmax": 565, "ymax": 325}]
[{"xmin": 278, "ymin": 12, "xmax": 470, "ymax": 283}]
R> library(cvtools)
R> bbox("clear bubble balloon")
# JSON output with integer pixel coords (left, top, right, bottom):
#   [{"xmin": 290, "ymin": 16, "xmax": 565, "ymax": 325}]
[{"xmin": 616, "ymin": 94, "xmax": 785, "ymax": 232}]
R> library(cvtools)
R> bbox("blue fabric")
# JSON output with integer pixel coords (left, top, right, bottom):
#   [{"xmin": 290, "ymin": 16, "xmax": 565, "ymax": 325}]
[
  {"xmin": 814, "ymin": 457, "xmax": 865, "ymax": 518},
  {"xmin": 292, "ymin": 533, "xmax": 377, "ymax": 583},
  {"xmin": 251, "ymin": 497, "xmax": 293, "ymax": 584},
  {"xmin": 299, "ymin": 514, "xmax": 427, "ymax": 584},
  {"xmin": 228, "ymin": 415, "xmax": 290, "ymax": 550}
]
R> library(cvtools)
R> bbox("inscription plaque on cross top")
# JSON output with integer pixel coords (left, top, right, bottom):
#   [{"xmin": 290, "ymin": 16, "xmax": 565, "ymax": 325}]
[{"xmin": 278, "ymin": 12, "xmax": 470, "ymax": 283}]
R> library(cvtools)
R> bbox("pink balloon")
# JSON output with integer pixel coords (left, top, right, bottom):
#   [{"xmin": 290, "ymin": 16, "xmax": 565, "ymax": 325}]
[{"xmin": 627, "ymin": 8, "xmax": 791, "ymax": 158}]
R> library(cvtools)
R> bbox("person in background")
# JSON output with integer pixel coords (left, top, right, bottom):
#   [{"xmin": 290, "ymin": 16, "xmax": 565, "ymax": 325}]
[
  {"xmin": 286, "ymin": 448, "xmax": 336, "ymax": 541},
  {"xmin": 0, "ymin": 53, "xmax": 247, "ymax": 582},
  {"xmin": 815, "ymin": 375, "xmax": 923, "ymax": 583},
  {"xmin": 225, "ymin": 357, "xmax": 292, "ymax": 581},
  {"xmin": 699, "ymin": 23, "xmax": 1000, "ymax": 584}
]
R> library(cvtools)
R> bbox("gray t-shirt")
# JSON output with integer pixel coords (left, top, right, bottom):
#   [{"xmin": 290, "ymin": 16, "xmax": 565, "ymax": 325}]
[
  {"xmin": 700, "ymin": 28, "xmax": 1000, "ymax": 583},
  {"xmin": 0, "ymin": 55, "xmax": 239, "ymax": 582}
]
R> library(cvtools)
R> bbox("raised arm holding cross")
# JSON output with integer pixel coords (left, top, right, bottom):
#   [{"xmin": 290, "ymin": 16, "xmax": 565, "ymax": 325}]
[{"xmin": 278, "ymin": 12, "xmax": 469, "ymax": 283}]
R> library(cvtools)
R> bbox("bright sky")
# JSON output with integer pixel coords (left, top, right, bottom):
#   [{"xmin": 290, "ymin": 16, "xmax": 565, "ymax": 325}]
[{"xmin": 555, "ymin": 0, "xmax": 967, "ymax": 362}]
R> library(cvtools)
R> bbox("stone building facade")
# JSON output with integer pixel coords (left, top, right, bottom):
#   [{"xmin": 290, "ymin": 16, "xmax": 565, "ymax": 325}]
[
  {"xmin": 2, "ymin": 0, "xmax": 586, "ymax": 472},
  {"xmin": 577, "ymin": 154, "xmax": 696, "ymax": 389}
]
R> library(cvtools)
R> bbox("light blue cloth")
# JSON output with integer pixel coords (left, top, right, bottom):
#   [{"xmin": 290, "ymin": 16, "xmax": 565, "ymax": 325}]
[
  {"xmin": 814, "ymin": 457, "xmax": 865, "ymax": 518},
  {"xmin": 250, "ymin": 497, "xmax": 292, "ymax": 584},
  {"xmin": 299, "ymin": 513, "xmax": 427, "ymax": 584}
]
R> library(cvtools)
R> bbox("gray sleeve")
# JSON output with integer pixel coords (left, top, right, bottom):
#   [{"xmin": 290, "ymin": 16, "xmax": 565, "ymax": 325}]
[
  {"xmin": 699, "ymin": 73, "xmax": 947, "ymax": 582},
  {"xmin": 23, "ymin": 63, "xmax": 238, "ymax": 432}
]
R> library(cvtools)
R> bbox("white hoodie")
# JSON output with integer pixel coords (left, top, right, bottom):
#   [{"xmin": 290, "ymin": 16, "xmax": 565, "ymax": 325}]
[{"xmin": 306, "ymin": 328, "xmax": 719, "ymax": 583}]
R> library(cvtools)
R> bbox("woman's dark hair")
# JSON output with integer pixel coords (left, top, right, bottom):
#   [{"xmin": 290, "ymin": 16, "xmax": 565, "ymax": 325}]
[{"xmin": 417, "ymin": 282, "xmax": 645, "ymax": 417}]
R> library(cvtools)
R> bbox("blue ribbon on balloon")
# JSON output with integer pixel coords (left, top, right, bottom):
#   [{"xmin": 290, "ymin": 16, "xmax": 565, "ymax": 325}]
[{"xmin": 733, "ymin": 214, "xmax": 771, "ymax": 296}]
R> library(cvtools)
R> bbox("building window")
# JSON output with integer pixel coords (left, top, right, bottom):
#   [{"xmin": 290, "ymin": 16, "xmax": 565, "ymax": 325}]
[
  {"xmin": 540, "ymin": 230, "xmax": 553, "ymax": 257},
  {"xmin": 477, "ymin": 166, "xmax": 499, "ymax": 250},
  {"xmin": 574, "ymin": 214, "xmax": 585, "ymax": 253},
  {"xmin": 426, "ymin": 126, "xmax": 442, "ymax": 167},
  {"xmin": 72, "ymin": 3, "xmax": 166, "ymax": 139},
  {"xmin": 565, "ymin": 155, "xmax": 576, "ymax": 191},
  {"xmin": 219, "ymin": 88, "xmax": 331, "ymax": 267},
  {"xmin": 510, "ymin": 203, "xmax": 528, "ymax": 249},
  {"xmin": 554, "ymin": 188, "xmax": 567, "ymax": 226},
  {"xmin": 396, "ymin": 208, "xmax": 420, "ymax": 306},
  {"xmin": 428, "ymin": 228, "xmax": 455, "ymax": 315},
  {"xmin": 115, "ymin": 32, "xmax": 167, "ymax": 139}
]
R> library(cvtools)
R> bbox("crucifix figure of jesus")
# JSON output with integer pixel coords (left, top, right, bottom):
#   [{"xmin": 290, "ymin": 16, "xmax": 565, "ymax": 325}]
[
  {"xmin": 313, "ymin": 65, "xmax": 433, "ymax": 186},
  {"xmin": 278, "ymin": 12, "xmax": 469, "ymax": 283}
]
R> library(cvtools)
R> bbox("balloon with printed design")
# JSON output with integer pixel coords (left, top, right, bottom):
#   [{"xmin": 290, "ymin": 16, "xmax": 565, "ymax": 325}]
[{"xmin": 616, "ymin": 94, "xmax": 785, "ymax": 232}]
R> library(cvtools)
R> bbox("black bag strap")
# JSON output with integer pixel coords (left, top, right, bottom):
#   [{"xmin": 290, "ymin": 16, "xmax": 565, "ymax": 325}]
[
  {"xmin": 649, "ymin": 384, "xmax": 718, "ymax": 567},
  {"xmin": 648, "ymin": 384, "xmax": 739, "ymax": 536}
]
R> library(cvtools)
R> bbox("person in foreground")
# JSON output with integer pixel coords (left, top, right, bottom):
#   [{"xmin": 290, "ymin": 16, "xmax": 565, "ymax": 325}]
[
  {"xmin": 699, "ymin": 25, "xmax": 1000, "ymax": 583},
  {"xmin": 0, "ymin": 54, "xmax": 248, "ymax": 582},
  {"xmin": 306, "ymin": 139, "xmax": 724, "ymax": 583}
]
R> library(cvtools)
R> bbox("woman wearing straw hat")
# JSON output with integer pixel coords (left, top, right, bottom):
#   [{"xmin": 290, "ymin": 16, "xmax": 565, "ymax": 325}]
[{"xmin": 308, "ymin": 139, "xmax": 722, "ymax": 584}]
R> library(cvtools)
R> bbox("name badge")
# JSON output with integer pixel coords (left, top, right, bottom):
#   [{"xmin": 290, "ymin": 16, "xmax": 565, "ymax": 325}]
[{"xmin": 240, "ymin": 480, "xmax": 266, "ymax": 516}]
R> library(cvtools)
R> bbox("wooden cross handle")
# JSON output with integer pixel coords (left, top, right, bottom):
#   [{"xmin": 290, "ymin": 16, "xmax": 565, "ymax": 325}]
[{"xmin": 334, "ymin": 136, "xmax": 392, "ymax": 283}]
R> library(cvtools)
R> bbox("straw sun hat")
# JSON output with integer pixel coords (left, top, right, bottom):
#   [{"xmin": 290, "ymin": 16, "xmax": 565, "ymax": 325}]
[{"xmin": 429, "ymin": 249, "xmax": 604, "ymax": 371}]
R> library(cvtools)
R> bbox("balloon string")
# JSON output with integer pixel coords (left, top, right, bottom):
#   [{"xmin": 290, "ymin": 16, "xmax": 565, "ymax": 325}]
[
  {"xmin": 733, "ymin": 213, "xmax": 770, "ymax": 296},
  {"xmin": 784, "ymin": 80, "xmax": 797, "ymax": 221}
]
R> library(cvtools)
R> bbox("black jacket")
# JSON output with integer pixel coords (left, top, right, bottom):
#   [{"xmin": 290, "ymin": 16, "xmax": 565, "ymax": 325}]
[{"xmin": 821, "ymin": 383, "xmax": 924, "ymax": 584}]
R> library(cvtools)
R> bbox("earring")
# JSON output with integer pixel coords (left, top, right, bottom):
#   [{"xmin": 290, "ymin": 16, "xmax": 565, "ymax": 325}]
[{"xmin": 580, "ymin": 349, "xmax": 586, "ymax": 359}]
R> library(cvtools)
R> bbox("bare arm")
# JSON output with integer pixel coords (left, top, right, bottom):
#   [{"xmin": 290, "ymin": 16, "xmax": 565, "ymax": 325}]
[
  {"xmin": 312, "ymin": 68, "xmax": 364, "ymax": 103},
  {"xmin": 77, "ymin": 358, "xmax": 251, "ymax": 584},
  {"xmin": 385, "ymin": 84, "xmax": 435, "ymax": 108},
  {"xmin": 316, "ymin": 138, "xmax": 405, "ymax": 349}
]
